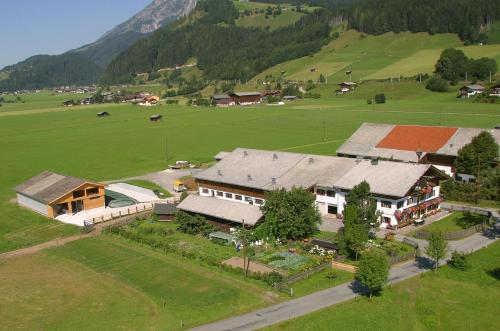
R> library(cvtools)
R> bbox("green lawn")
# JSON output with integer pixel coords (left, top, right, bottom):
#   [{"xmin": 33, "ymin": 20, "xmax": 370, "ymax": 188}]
[
  {"xmin": 289, "ymin": 268, "xmax": 354, "ymax": 297},
  {"xmin": 125, "ymin": 179, "xmax": 172, "ymax": 198},
  {"xmin": 263, "ymin": 241, "xmax": 500, "ymax": 331},
  {"xmin": 0, "ymin": 235, "xmax": 280, "ymax": 330},
  {"xmin": 236, "ymin": 10, "xmax": 304, "ymax": 31},
  {"xmin": 1, "ymin": 80, "xmax": 499, "ymax": 252},
  {"xmin": 418, "ymin": 212, "xmax": 488, "ymax": 234}
]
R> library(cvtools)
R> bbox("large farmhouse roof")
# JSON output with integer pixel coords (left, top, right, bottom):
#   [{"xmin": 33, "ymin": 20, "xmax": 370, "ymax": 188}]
[
  {"xmin": 15, "ymin": 171, "xmax": 100, "ymax": 204},
  {"xmin": 177, "ymin": 195, "xmax": 263, "ymax": 225},
  {"xmin": 337, "ymin": 123, "xmax": 500, "ymax": 162},
  {"xmin": 231, "ymin": 92, "xmax": 261, "ymax": 97},
  {"xmin": 195, "ymin": 148, "xmax": 444, "ymax": 198}
]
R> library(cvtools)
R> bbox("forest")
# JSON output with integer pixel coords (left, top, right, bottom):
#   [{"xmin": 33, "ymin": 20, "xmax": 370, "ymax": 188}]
[{"xmin": 102, "ymin": 0, "xmax": 333, "ymax": 84}]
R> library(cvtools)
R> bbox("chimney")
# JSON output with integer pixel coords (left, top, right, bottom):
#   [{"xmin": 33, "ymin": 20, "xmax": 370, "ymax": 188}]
[
  {"xmin": 309, "ymin": 157, "xmax": 314, "ymax": 164},
  {"xmin": 247, "ymin": 174, "xmax": 252, "ymax": 181},
  {"xmin": 243, "ymin": 150, "xmax": 248, "ymax": 157},
  {"xmin": 273, "ymin": 153, "xmax": 278, "ymax": 161},
  {"xmin": 271, "ymin": 177, "xmax": 277, "ymax": 185},
  {"xmin": 217, "ymin": 169, "xmax": 222, "ymax": 176},
  {"xmin": 371, "ymin": 158, "xmax": 379, "ymax": 165}
]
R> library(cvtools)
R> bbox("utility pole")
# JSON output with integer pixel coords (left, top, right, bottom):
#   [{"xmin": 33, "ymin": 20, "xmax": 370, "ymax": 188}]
[{"xmin": 242, "ymin": 219, "xmax": 247, "ymax": 280}]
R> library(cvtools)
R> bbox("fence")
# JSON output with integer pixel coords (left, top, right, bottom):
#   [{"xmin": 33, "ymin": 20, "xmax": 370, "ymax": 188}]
[
  {"xmin": 332, "ymin": 261, "xmax": 357, "ymax": 273},
  {"xmin": 413, "ymin": 223, "xmax": 487, "ymax": 241},
  {"xmin": 82, "ymin": 203, "xmax": 155, "ymax": 231},
  {"xmin": 276, "ymin": 261, "xmax": 331, "ymax": 291},
  {"xmin": 389, "ymin": 250, "xmax": 417, "ymax": 265}
]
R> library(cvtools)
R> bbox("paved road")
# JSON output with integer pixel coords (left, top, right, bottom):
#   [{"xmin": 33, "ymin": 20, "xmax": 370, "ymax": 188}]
[{"xmin": 190, "ymin": 231, "xmax": 498, "ymax": 331}]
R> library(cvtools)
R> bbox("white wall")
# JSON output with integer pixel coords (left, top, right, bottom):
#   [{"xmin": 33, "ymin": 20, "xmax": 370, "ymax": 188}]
[
  {"xmin": 17, "ymin": 194, "xmax": 49, "ymax": 216},
  {"xmin": 199, "ymin": 186, "xmax": 264, "ymax": 206}
]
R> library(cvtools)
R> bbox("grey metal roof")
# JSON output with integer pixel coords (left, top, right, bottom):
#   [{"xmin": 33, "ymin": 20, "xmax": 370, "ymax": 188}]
[
  {"xmin": 177, "ymin": 195, "xmax": 263, "ymax": 225},
  {"xmin": 195, "ymin": 148, "xmax": 443, "ymax": 197},
  {"xmin": 153, "ymin": 203, "xmax": 176, "ymax": 215},
  {"xmin": 232, "ymin": 92, "xmax": 261, "ymax": 97},
  {"xmin": 463, "ymin": 85, "xmax": 485, "ymax": 90},
  {"xmin": 15, "ymin": 171, "xmax": 93, "ymax": 204},
  {"xmin": 337, "ymin": 123, "xmax": 500, "ymax": 160},
  {"xmin": 213, "ymin": 94, "xmax": 230, "ymax": 100}
]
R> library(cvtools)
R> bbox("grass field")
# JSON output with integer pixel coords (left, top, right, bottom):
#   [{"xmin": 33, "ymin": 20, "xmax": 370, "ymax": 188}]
[
  {"xmin": 415, "ymin": 212, "xmax": 488, "ymax": 234},
  {"xmin": 1, "ymin": 79, "xmax": 499, "ymax": 252},
  {"xmin": 236, "ymin": 10, "xmax": 304, "ymax": 31},
  {"xmin": 264, "ymin": 241, "xmax": 500, "ymax": 331},
  {"xmin": 254, "ymin": 30, "xmax": 500, "ymax": 82},
  {"xmin": 0, "ymin": 235, "xmax": 279, "ymax": 330}
]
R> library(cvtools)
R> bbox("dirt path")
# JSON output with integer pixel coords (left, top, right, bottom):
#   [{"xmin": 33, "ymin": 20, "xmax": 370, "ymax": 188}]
[{"xmin": 0, "ymin": 232, "xmax": 97, "ymax": 261}]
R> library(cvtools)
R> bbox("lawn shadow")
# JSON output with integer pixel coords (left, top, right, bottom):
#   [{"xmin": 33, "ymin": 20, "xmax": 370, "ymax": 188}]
[
  {"xmin": 415, "ymin": 256, "xmax": 434, "ymax": 270},
  {"xmin": 487, "ymin": 267, "xmax": 500, "ymax": 281},
  {"xmin": 348, "ymin": 280, "xmax": 370, "ymax": 296}
]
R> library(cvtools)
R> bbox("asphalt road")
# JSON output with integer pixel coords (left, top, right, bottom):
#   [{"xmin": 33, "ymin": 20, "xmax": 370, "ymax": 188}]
[{"xmin": 190, "ymin": 231, "xmax": 498, "ymax": 331}]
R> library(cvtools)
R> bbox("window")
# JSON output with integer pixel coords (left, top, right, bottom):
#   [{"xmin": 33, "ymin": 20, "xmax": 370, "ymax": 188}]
[
  {"xmin": 326, "ymin": 190, "xmax": 335, "ymax": 197},
  {"xmin": 235, "ymin": 195, "xmax": 242, "ymax": 201},
  {"xmin": 381, "ymin": 200, "xmax": 392, "ymax": 208},
  {"xmin": 86, "ymin": 187, "xmax": 99, "ymax": 196},
  {"xmin": 397, "ymin": 201, "xmax": 404, "ymax": 209},
  {"xmin": 216, "ymin": 191, "xmax": 223, "ymax": 197},
  {"xmin": 245, "ymin": 197, "xmax": 254, "ymax": 205},
  {"xmin": 225, "ymin": 193, "xmax": 233, "ymax": 199},
  {"xmin": 407, "ymin": 196, "xmax": 417, "ymax": 205},
  {"xmin": 316, "ymin": 189, "xmax": 326, "ymax": 195},
  {"xmin": 202, "ymin": 188, "xmax": 209, "ymax": 194},
  {"xmin": 72, "ymin": 190, "xmax": 85, "ymax": 199},
  {"xmin": 431, "ymin": 188, "xmax": 436, "ymax": 197},
  {"xmin": 255, "ymin": 199, "xmax": 263, "ymax": 205}
]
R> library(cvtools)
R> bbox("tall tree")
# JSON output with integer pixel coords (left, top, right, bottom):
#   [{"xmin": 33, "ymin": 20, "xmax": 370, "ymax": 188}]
[
  {"xmin": 455, "ymin": 131, "xmax": 499, "ymax": 175},
  {"xmin": 257, "ymin": 187, "xmax": 321, "ymax": 241},
  {"xmin": 426, "ymin": 232, "xmax": 448, "ymax": 271},
  {"xmin": 356, "ymin": 249, "xmax": 390, "ymax": 298}
]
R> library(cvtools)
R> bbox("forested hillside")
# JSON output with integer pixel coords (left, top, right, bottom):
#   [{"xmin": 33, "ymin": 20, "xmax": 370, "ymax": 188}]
[
  {"xmin": 260, "ymin": 0, "xmax": 500, "ymax": 44},
  {"xmin": 0, "ymin": 54, "xmax": 103, "ymax": 91},
  {"xmin": 102, "ymin": 0, "xmax": 334, "ymax": 84}
]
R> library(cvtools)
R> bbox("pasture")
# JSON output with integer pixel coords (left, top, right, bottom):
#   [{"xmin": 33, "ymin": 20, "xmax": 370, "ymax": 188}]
[
  {"xmin": 0, "ymin": 235, "xmax": 277, "ymax": 330},
  {"xmin": 264, "ymin": 241, "xmax": 500, "ymax": 331},
  {"xmin": 1, "ymin": 80, "xmax": 499, "ymax": 252},
  {"xmin": 254, "ymin": 30, "xmax": 500, "ymax": 82}
]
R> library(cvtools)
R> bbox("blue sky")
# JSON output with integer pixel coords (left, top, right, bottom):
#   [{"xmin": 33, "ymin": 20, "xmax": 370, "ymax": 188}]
[{"xmin": 0, "ymin": 0, "xmax": 151, "ymax": 68}]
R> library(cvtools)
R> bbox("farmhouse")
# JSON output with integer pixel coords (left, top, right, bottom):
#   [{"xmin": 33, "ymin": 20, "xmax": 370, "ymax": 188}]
[
  {"xmin": 212, "ymin": 94, "xmax": 233, "ymax": 107},
  {"xmin": 230, "ymin": 92, "xmax": 262, "ymax": 105},
  {"xmin": 15, "ymin": 171, "xmax": 105, "ymax": 218},
  {"xmin": 337, "ymin": 123, "xmax": 500, "ymax": 177},
  {"xmin": 178, "ymin": 148, "xmax": 447, "ymax": 229},
  {"xmin": 458, "ymin": 84, "xmax": 485, "ymax": 98},
  {"xmin": 337, "ymin": 82, "xmax": 356, "ymax": 94},
  {"xmin": 489, "ymin": 84, "xmax": 500, "ymax": 97}
]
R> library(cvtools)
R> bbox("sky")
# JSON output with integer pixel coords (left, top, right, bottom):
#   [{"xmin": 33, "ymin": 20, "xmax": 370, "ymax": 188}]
[{"xmin": 0, "ymin": 0, "xmax": 151, "ymax": 69}]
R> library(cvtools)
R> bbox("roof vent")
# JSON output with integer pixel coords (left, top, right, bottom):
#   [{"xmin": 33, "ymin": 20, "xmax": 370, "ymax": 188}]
[
  {"xmin": 217, "ymin": 169, "xmax": 222, "ymax": 176},
  {"xmin": 273, "ymin": 153, "xmax": 278, "ymax": 160},
  {"xmin": 271, "ymin": 177, "xmax": 277, "ymax": 185},
  {"xmin": 355, "ymin": 159, "xmax": 362, "ymax": 164},
  {"xmin": 309, "ymin": 157, "xmax": 314, "ymax": 164},
  {"xmin": 247, "ymin": 174, "xmax": 252, "ymax": 181},
  {"xmin": 243, "ymin": 150, "xmax": 248, "ymax": 157},
  {"xmin": 371, "ymin": 158, "xmax": 379, "ymax": 165},
  {"xmin": 449, "ymin": 143, "xmax": 454, "ymax": 148}
]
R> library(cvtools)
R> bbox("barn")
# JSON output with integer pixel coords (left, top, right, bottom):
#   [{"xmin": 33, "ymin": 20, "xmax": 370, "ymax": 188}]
[
  {"xmin": 230, "ymin": 92, "xmax": 262, "ymax": 105},
  {"xmin": 15, "ymin": 171, "xmax": 105, "ymax": 218}
]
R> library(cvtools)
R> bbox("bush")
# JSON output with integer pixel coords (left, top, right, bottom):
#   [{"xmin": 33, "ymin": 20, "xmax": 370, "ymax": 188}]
[
  {"xmin": 326, "ymin": 270, "xmax": 338, "ymax": 280},
  {"xmin": 367, "ymin": 98, "xmax": 372, "ymax": 104},
  {"xmin": 374, "ymin": 93, "xmax": 386, "ymax": 104},
  {"xmin": 426, "ymin": 75, "xmax": 449, "ymax": 92},
  {"xmin": 265, "ymin": 272, "xmax": 283, "ymax": 286},
  {"xmin": 448, "ymin": 251, "xmax": 471, "ymax": 271},
  {"xmin": 175, "ymin": 211, "xmax": 215, "ymax": 237}
]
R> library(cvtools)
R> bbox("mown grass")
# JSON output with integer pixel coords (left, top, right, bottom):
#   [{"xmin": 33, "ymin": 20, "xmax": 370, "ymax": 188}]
[
  {"xmin": 236, "ymin": 10, "xmax": 304, "ymax": 31},
  {"xmin": 0, "ymin": 235, "xmax": 280, "ymax": 330},
  {"xmin": 1, "ymin": 80, "xmax": 499, "ymax": 252},
  {"xmin": 417, "ymin": 212, "xmax": 488, "ymax": 234},
  {"xmin": 290, "ymin": 268, "xmax": 354, "ymax": 297},
  {"xmin": 263, "ymin": 241, "xmax": 500, "ymax": 331}
]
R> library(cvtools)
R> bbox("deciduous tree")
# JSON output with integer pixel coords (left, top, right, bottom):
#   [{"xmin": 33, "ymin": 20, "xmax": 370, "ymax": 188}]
[{"xmin": 356, "ymin": 249, "xmax": 390, "ymax": 298}]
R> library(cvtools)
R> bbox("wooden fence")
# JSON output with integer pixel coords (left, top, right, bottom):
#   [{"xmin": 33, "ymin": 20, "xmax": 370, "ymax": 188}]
[
  {"xmin": 332, "ymin": 261, "xmax": 357, "ymax": 273},
  {"xmin": 413, "ymin": 223, "xmax": 487, "ymax": 241},
  {"xmin": 276, "ymin": 262, "xmax": 331, "ymax": 291},
  {"xmin": 389, "ymin": 250, "xmax": 417, "ymax": 265}
]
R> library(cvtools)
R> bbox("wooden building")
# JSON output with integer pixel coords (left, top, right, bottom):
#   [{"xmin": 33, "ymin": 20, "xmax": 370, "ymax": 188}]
[
  {"xmin": 15, "ymin": 171, "xmax": 105, "ymax": 218},
  {"xmin": 230, "ymin": 92, "xmax": 262, "ymax": 105}
]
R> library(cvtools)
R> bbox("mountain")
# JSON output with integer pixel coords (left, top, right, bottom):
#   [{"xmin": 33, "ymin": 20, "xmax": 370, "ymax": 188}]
[
  {"xmin": 0, "ymin": 0, "xmax": 197, "ymax": 91},
  {"xmin": 73, "ymin": 0, "xmax": 197, "ymax": 68}
]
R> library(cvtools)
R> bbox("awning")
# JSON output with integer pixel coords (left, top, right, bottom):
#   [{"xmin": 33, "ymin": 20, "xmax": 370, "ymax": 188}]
[{"xmin": 177, "ymin": 195, "xmax": 263, "ymax": 226}]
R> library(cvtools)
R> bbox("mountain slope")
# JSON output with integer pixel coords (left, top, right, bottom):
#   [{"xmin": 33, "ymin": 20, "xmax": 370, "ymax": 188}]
[
  {"xmin": 74, "ymin": 0, "xmax": 197, "ymax": 67},
  {"xmin": 0, "ymin": 0, "xmax": 197, "ymax": 91}
]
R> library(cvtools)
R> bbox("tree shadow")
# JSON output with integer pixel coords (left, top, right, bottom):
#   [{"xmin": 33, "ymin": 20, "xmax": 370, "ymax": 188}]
[
  {"xmin": 348, "ymin": 280, "xmax": 371, "ymax": 296},
  {"xmin": 415, "ymin": 256, "xmax": 434, "ymax": 270},
  {"xmin": 487, "ymin": 267, "xmax": 500, "ymax": 281}
]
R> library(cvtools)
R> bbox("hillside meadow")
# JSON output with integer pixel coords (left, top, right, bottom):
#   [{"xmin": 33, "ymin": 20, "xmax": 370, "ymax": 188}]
[{"xmin": 1, "ymin": 80, "xmax": 499, "ymax": 252}]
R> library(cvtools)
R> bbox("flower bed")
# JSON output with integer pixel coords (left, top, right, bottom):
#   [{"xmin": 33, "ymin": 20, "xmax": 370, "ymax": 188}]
[{"xmin": 255, "ymin": 251, "xmax": 322, "ymax": 274}]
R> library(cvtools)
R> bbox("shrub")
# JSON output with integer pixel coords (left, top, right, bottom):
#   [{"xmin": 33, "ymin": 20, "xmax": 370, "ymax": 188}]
[
  {"xmin": 448, "ymin": 251, "xmax": 471, "ymax": 271},
  {"xmin": 367, "ymin": 98, "xmax": 372, "ymax": 104},
  {"xmin": 326, "ymin": 270, "xmax": 338, "ymax": 280},
  {"xmin": 426, "ymin": 75, "xmax": 449, "ymax": 92},
  {"xmin": 374, "ymin": 93, "xmax": 386, "ymax": 104},
  {"xmin": 265, "ymin": 272, "xmax": 283, "ymax": 286}
]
